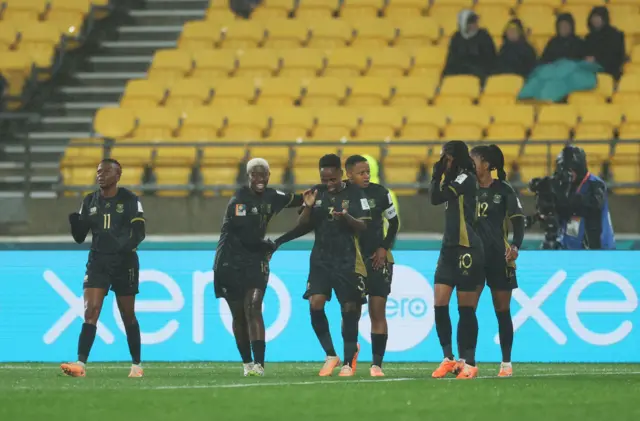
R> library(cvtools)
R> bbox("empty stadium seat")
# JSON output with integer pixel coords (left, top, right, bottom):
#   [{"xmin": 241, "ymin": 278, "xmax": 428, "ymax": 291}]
[
  {"xmin": 486, "ymin": 105, "xmax": 535, "ymax": 157},
  {"xmin": 398, "ymin": 107, "xmax": 446, "ymax": 140},
  {"xmin": 530, "ymin": 105, "xmax": 578, "ymax": 141},
  {"xmin": 302, "ymin": 77, "xmax": 347, "ymax": 106},
  {"xmin": 46, "ymin": 0, "xmax": 91, "ymax": 38},
  {"xmin": 0, "ymin": 51, "xmax": 34, "ymax": 101},
  {"xmin": 120, "ymin": 79, "xmax": 169, "ymax": 108},
  {"xmin": 219, "ymin": 20, "xmax": 267, "ymax": 49},
  {"xmin": 436, "ymin": 75, "xmax": 481, "ymax": 106},
  {"xmin": 192, "ymin": 49, "xmax": 238, "ymax": 79},
  {"xmin": 221, "ymin": 107, "xmax": 270, "ymax": 141},
  {"xmin": 3, "ymin": 0, "xmax": 49, "ymax": 23},
  {"xmin": 619, "ymin": 105, "xmax": 640, "ymax": 140},
  {"xmin": 384, "ymin": 0, "xmax": 429, "ymax": 20},
  {"xmin": 307, "ymin": 19, "xmax": 354, "ymax": 48},
  {"xmin": 165, "ymin": 78, "xmax": 214, "ymax": 109},
  {"xmin": 410, "ymin": 45, "xmax": 447, "ymax": 76},
  {"xmin": 110, "ymin": 146, "xmax": 155, "ymax": 167},
  {"xmin": 368, "ymin": 48, "xmax": 412, "ymax": 77},
  {"xmin": 129, "ymin": 108, "xmax": 182, "ymax": 141},
  {"xmin": 212, "ymin": 78, "xmax": 257, "ymax": 106},
  {"xmin": 613, "ymin": 74, "xmax": 640, "ymax": 104},
  {"xmin": 252, "ymin": 0, "xmax": 296, "ymax": 20},
  {"xmin": 266, "ymin": 108, "xmax": 315, "ymax": 140},
  {"xmin": 395, "ymin": 17, "xmax": 440, "ymax": 46},
  {"xmin": 200, "ymin": 165, "xmax": 242, "ymax": 195},
  {"xmin": 0, "ymin": 25, "xmax": 19, "ymax": 50},
  {"xmin": 263, "ymin": 20, "xmax": 311, "ymax": 48},
  {"xmin": 442, "ymin": 106, "xmax": 490, "ymax": 141},
  {"xmin": 255, "ymin": 77, "xmax": 303, "ymax": 107},
  {"xmin": 279, "ymin": 48, "xmax": 325, "ymax": 77},
  {"xmin": 236, "ymin": 48, "xmax": 282, "ymax": 78},
  {"xmin": 391, "ymin": 76, "xmax": 439, "ymax": 105},
  {"xmin": 480, "ymin": 75, "xmax": 523, "ymax": 105},
  {"xmin": 575, "ymin": 104, "xmax": 621, "ymax": 143},
  {"xmin": 311, "ymin": 107, "xmax": 360, "ymax": 140},
  {"xmin": 19, "ymin": 22, "xmax": 61, "ymax": 70},
  {"xmin": 350, "ymin": 18, "xmax": 398, "ymax": 48},
  {"xmin": 295, "ymin": 0, "xmax": 340, "ymax": 19},
  {"xmin": 94, "ymin": 107, "xmax": 137, "ymax": 139},
  {"xmin": 62, "ymin": 138, "xmax": 106, "ymax": 167},
  {"xmin": 178, "ymin": 20, "xmax": 218, "ymax": 51},
  {"xmin": 340, "ymin": 0, "xmax": 383, "ymax": 20},
  {"xmin": 154, "ymin": 167, "xmax": 192, "ymax": 197},
  {"xmin": 352, "ymin": 106, "xmax": 403, "ymax": 141},
  {"xmin": 346, "ymin": 77, "xmax": 392, "ymax": 106},
  {"xmin": 147, "ymin": 49, "xmax": 194, "ymax": 83},
  {"xmin": 569, "ymin": 73, "xmax": 614, "ymax": 104},
  {"xmin": 177, "ymin": 107, "xmax": 225, "ymax": 141},
  {"xmin": 155, "ymin": 146, "xmax": 198, "ymax": 167}
]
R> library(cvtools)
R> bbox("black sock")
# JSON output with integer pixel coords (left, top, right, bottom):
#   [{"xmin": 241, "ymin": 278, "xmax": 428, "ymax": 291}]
[
  {"xmin": 251, "ymin": 340, "xmax": 266, "ymax": 366},
  {"xmin": 125, "ymin": 322, "xmax": 142, "ymax": 365},
  {"xmin": 236, "ymin": 338, "xmax": 252, "ymax": 364},
  {"xmin": 342, "ymin": 311, "xmax": 359, "ymax": 366},
  {"xmin": 458, "ymin": 306, "xmax": 479, "ymax": 366},
  {"xmin": 77, "ymin": 323, "xmax": 97, "ymax": 364},
  {"xmin": 310, "ymin": 309, "xmax": 337, "ymax": 357},
  {"xmin": 371, "ymin": 333, "xmax": 388, "ymax": 367},
  {"xmin": 496, "ymin": 310, "xmax": 513, "ymax": 363},
  {"xmin": 434, "ymin": 305, "xmax": 454, "ymax": 360}
]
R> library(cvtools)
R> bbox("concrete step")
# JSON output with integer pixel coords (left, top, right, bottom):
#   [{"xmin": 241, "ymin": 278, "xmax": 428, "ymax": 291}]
[
  {"xmin": 72, "ymin": 71, "xmax": 146, "ymax": 87},
  {"xmin": 42, "ymin": 101, "xmax": 116, "ymax": 117},
  {"xmin": 117, "ymin": 25, "xmax": 184, "ymax": 42},
  {"xmin": 54, "ymin": 86, "xmax": 124, "ymax": 103},
  {"xmin": 28, "ymin": 132, "xmax": 92, "ymax": 141},
  {"xmin": 144, "ymin": 0, "xmax": 209, "ymax": 10},
  {"xmin": 100, "ymin": 40, "xmax": 177, "ymax": 56},
  {"xmin": 36, "ymin": 116, "xmax": 94, "ymax": 133},
  {"xmin": 129, "ymin": 9, "xmax": 206, "ymax": 26},
  {"xmin": 85, "ymin": 55, "xmax": 153, "ymax": 72}
]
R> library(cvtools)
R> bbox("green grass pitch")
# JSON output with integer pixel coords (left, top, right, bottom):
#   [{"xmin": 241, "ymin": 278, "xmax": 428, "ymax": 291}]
[{"xmin": 1, "ymin": 363, "xmax": 639, "ymax": 421}]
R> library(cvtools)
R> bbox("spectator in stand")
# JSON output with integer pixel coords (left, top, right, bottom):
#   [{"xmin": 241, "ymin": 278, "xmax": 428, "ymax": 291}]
[
  {"xmin": 584, "ymin": 6, "xmax": 626, "ymax": 80},
  {"xmin": 540, "ymin": 13, "xmax": 586, "ymax": 64},
  {"xmin": 493, "ymin": 19, "xmax": 537, "ymax": 78},
  {"xmin": 443, "ymin": 10, "xmax": 497, "ymax": 80}
]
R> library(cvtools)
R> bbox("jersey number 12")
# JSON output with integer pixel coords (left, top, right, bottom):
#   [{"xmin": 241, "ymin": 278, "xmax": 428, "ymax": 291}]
[{"xmin": 477, "ymin": 202, "xmax": 488, "ymax": 218}]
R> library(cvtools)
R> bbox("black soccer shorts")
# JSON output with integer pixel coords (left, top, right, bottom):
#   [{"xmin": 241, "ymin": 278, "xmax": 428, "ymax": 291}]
[
  {"xmin": 304, "ymin": 265, "xmax": 367, "ymax": 305},
  {"xmin": 84, "ymin": 253, "xmax": 140, "ymax": 297},
  {"xmin": 485, "ymin": 254, "xmax": 518, "ymax": 291},
  {"xmin": 434, "ymin": 246, "xmax": 485, "ymax": 292},
  {"xmin": 214, "ymin": 261, "xmax": 269, "ymax": 302},
  {"xmin": 365, "ymin": 257, "xmax": 393, "ymax": 298}
]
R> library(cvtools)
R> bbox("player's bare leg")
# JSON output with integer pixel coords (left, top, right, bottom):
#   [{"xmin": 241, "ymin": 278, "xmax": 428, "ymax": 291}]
[
  {"xmin": 227, "ymin": 299, "xmax": 254, "ymax": 376},
  {"xmin": 492, "ymin": 289, "xmax": 514, "ymax": 377},
  {"xmin": 245, "ymin": 288, "xmax": 265, "ymax": 376},
  {"xmin": 432, "ymin": 284, "xmax": 457, "ymax": 378},
  {"xmin": 339, "ymin": 301, "xmax": 361, "ymax": 377},
  {"xmin": 368, "ymin": 296, "xmax": 387, "ymax": 377},
  {"xmin": 456, "ymin": 290, "xmax": 480, "ymax": 379},
  {"xmin": 116, "ymin": 295, "xmax": 143, "ymax": 378},
  {"xmin": 309, "ymin": 294, "xmax": 340, "ymax": 376},
  {"xmin": 61, "ymin": 288, "xmax": 107, "ymax": 377}
]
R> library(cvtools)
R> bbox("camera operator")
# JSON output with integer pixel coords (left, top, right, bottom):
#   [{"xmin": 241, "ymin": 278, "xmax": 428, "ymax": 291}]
[{"xmin": 555, "ymin": 146, "xmax": 616, "ymax": 250}]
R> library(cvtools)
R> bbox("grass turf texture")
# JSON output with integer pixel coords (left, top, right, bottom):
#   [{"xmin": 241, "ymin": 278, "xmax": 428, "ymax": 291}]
[{"xmin": 1, "ymin": 363, "xmax": 639, "ymax": 421}]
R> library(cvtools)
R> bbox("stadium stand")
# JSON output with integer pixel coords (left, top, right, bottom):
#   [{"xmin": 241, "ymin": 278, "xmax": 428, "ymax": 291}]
[{"xmin": 58, "ymin": 0, "xmax": 640, "ymax": 195}]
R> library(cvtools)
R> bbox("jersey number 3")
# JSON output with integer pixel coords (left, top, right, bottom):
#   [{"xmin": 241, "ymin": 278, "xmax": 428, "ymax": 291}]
[{"xmin": 477, "ymin": 202, "xmax": 488, "ymax": 218}]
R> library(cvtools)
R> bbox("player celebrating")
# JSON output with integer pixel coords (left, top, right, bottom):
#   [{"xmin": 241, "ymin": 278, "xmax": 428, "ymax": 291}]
[
  {"xmin": 214, "ymin": 158, "xmax": 303, "ymax": 377},
  {"xmin": 345, "ymin": 155, "xmax": 399, "ymax": 377},
  {"xmin": 275, "ymin": 154, "xmax": 371, "ymax": 377},
  {"xmin": 470, "ymin": 145, "xmax": 524, "ymax": 377},
  {"xmin": 61, "ymin": 159, "xmax": 146, "ymax": 378},
  {"xmin": 430, "ymin": 141, "xmax": 485, "ymax": 379}
]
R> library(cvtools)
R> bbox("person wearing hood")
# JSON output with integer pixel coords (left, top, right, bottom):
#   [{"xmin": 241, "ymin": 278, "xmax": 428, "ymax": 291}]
[
  {"xmin": 584, "ymin": 6, "xmax": 625, "ymax": 79},
  {"xmin": 540, "ymin": 13, "xmax": 586, "ymax": 64},
  {"xmin": 443, "ymin": 10, "xmax": 497, "ymax": 80},
  {"xmin": 493, "ymin": 19, "xmax": 537, "ymax": 78}
]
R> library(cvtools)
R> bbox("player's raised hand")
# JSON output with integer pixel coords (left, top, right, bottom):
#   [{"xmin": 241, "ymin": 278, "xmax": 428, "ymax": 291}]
[
  {"xmin": 303, "ymin": 189, "xmax": 317, "ymax": 207},
  {"xmin": 432, "ymin": 156, "xmax": 446, "ymax": 180},
  {"xmin": 371, "ymin": 247, "xmax": 387, "ymax": 270}
]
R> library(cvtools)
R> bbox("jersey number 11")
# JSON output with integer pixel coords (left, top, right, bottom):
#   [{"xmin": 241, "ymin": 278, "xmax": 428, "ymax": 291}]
[{"xmin": 103, "ymin": 213, "xmax": 111, "ymax": 229}]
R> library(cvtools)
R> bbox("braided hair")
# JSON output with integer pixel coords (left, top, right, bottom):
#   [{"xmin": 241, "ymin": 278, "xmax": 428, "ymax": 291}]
[
  {"xmin": 443, "ymin": 140, "xmax": 475, "ymax": 175},
  {"xmin": 471, "ymin": 144, "xmax": 506, "ymax": 181}
]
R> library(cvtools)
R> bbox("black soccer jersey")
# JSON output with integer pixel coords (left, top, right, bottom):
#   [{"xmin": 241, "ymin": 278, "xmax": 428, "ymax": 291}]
[
  {"xmin": 475, "ymin": 180, "xmax": 525, "ymax": 257},
  {"xmin": 215, "ymin": 187, "xmax": 303, "ymax": 269},
  {"xmin": 430, "ymin": 170, "xmax": 482, "ymax": 248},
  {"xmin": 308, "ymin": 183, "xmax": 372, "ymax": 276},
  {"xmin": 78, "ymin": 188, "xmax": 144, "ymax": 254},
  {"xmin": 357, "ymin": 182, "xmax": 397, "ymax": 260}
]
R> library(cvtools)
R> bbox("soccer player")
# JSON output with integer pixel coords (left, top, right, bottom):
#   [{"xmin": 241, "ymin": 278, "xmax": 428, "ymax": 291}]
[
  {"xmin": 214, "ymin": 158, "xmax": 304, "ymax": 377},
  {"xmin": 274, "ymin": 154, "xmax": 371, "ymax": 377},
  {"xmin": 61, "ymin": 159, "xmax": 146, "ymax": 378},
  {"xmin": 430, "ymin": 141, "xmax": 485, "ymax": 380},
  {"xmin": 470, "ymin": 145, "xmax": 524, "ymax": 377},
  {"xmin": 345, "ymin": 155, "xmax": 399, "ymax": 377}
]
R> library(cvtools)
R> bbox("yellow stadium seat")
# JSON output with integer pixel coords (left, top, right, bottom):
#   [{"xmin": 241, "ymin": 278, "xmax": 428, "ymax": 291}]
[
  {"xmin": 165, "ymin": 78, "xmax": 214, "ymax": 109},
  {"xmin": 202, "ymin": 142, "xmax": 248, "ymax": 167},
  {"xmin": 222, "ymin": 107, "xmax": 270, "ymax": 141},
  {"xmin": 520, "ymin": 13, "xmax": 556, "ymax": 46},
  {"xmin": 486, "ymin": 105, "xmax": 534, "ymax": 157},
  {"xmin": 410, "ymin": 45, "xmax": 447, "ymax": 76},
  {"xmin": 609, "ymin": 161, "xmax": 640, "ymax": 195},
  {"xmin": 236, "ymin": 48, "xmax": 282, "ymax": 78},
  {"xmin": 46, "ymin": 0, "xmax": 90, "ymax": 38},
  {"xmin": 619, "ymin": 105, "xmax": 640, "ymax": 140},
  {"xmin": 302, "ymin": 76, "xmax": 347, "ymax": 106},
  {"xmin": 568, "ymin": 73, "xmax": 614, "ymax": 104},
  {"xmin": 613, "ymin": 74, "xmax": 640, "ymax": 104},
  {"xmin": 200, "ymin": 165, "xmax": 242, "ymax": 194},
  {"xmin": 442, "ymin": 106, "xmax": 491, "ymax": 141},
  {"xmin": 367, "ymin": 48, "xmax": 412, "ymax": 77},
  {"xmin": 63, "ymin": 166, "xmax": 97, "ymax": 189},
  {"xmin": 263, "ymin": 20, "xmax": 311, "ymax": 48},
  {"xmin": 147, "ymin": 49, "xmax": 194, "ymax": 83},
  {"xmin": 395, "ymin": 17, "xmax": 440, "ymax": 47},
  {"xmin": 391, "ymin": 75, "xmax": 439, "ymax": 106},
  {"xmin": 192, "ymin": 49, "xmax": 238, "ymax": 79},
  {"xmin": 574, "ymin": 104, "xmax": 621, "ymax": 150},
  {"xmin": 130, "ymin": 108, "xmax": 182, "ymax": 141},
  {"xmin": 154, "ymin": 167, "xmax": 192, "ymax": 197},
  {"xmin": 436, "ymin": 75, "xmax": 481, "ymax": 106},
  {"xmin": 0, "ymin": 51, "xmax": 34, "ymax": 104},
  {"xmin": 218, "ymin": 21, "xmax": 267, "ymax": 49},
  {"xmin": 384, "ymin": 0, "xmax": 429, "ymax": 20},
  {"xmin": 293, "ymin": 166, "xmax": 321, "ymax": 186},
  {"xmin": 350, "ymin": 18, "xmax": 398, "ymax": 48},
  {"xmin": 613, "ymin": 15, "xmax": 640, "ymax": 53},
  {"xmin": 178, "ymin": 20, "xmax": 218, "ymax": 51},
  {"xmin": 339, "ymin": 0, "xmax": 383, "ymax": 20},
  {"xmin": 3, "ymin": 0, "xmax": 49, "ymax": 23},
  {"xmin": 383, "ymin": 164, "xmax": 420, "ymax": 194},
  {"xmin": 266, "ymin": 108, "xmax": 315, "ymax": 140},
  {"xmin": 345, "ymin": 76, "xmax": 392, "ymax": 106},
  {"xmin": 398, "ymin": 107, "xmax": 446, "ymax": 140},
  {"xmin": 212, "ymin": 78, "xmax": 257, "ymax": 106},
  {"xmin": 0, "ymin": 25, "xmax": 19, "ymax": 50},
  {"xmin": 474, "ymin": 6, "xmax": 512, "ymax": 36},
  {"xmin": 625, "ymin": 44, "xmax": 640, "ymax": 73},
  {"xmin": 279, "ymin": 48, "xmax": 325, "ymax": 77},
  {"xmin": 177, "ymin": 107, "xmax": 225, "ymax": 141},
  {"xmin": 295, "ymin": 0, "xmax": 340, "ymax": 19},
  {"xmin": 613, "ymin": 140, "xmax": 640, "ymax": 164},
  {"xmin": 352, "ymin": 106, "xmax": 403, "ymax": 140},
  {"xmin": 62, "ymin": 139, "xmax": 105, "ymax": 167},
  {"xmin": 324, "ymin": 48, "xmax": 369, "ymax": 78},
  {"xmin": 310, "ymin": 107, "xmax": 360, "ymax": 140},
  {"xmin": 295, "ymin": 140, "xmax": 342, "ymax": 165},
  {"xmin": 249, "ymin": 139, "xmax": 292, "ymax": 166},
  {"xmin": 19, "ymin": 22, "xmax": 60, "ymax": 70},
  {"xmin": 306, "ymin": 19, "xmax": 354, "ymax": 49},
  {"xmin": 429, "ymin": 1, "xmax": 473, "ymax": 24},
  {"xmin": 118, "ymin": 165, "xmax": 143, "ymax": 190},
  {"xmin": 255, "ymin": 77, "xmax": 303, "ymax": 107},
  {"xmin": 110, "ymin": 147, "xmax": 154, "ymax": 167},
  {"xmin": 94, "ymin": 107, "xmax": 137, "ymax": 139},
  {"xmin": 252, "ymin": 0, "xmax": 296, "ymax": 20},
  {"xmin": 155, "ymin": 147, "xmax": 198, "ymax": 167},
  {"xmin": 480, "ymin": 75, "xmax": 524, "ymax": 105},
  {"xmin": 385, "ymin": 142, "xmax": 432, "ymax": 166},
  {"xmin": 530, "ymin": 105, "xmax": 578, "ymax": 141},
  {"xmin": 120, "ymin": 79, "xmax": 169, "ymax": 109},
  {"xmin": 518, "ymin": 161, "xmax": 553, "ymax": 182}
]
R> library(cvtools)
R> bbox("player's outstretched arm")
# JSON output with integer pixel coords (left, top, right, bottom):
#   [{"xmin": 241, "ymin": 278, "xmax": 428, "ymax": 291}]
[
  {"xmin": 274, "ymin": 222, "xmax": 313, "ymax": 248},
  {"xmin": 68, "ymin": 201, "xmax": 89, "ymax": 244}
]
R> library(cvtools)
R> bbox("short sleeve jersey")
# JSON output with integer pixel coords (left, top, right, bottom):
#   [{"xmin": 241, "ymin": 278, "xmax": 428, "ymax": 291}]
[
  {"xmin": 358, "ymin": 182, "xmax": 397, "ymax": 258},
  {"xmin": 441, "ymin": 171, "xmax": 482, "ymax": 248}
]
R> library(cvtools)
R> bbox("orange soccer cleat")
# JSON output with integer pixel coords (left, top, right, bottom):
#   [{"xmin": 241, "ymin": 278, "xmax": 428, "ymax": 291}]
[
  {"xmin": 456, "ymin": 363, "xmax": 479, "ymax": 379},
  {"xmin": 431, "ymin": 358, "xmax": 458, "ymax": 378},
  {"xmin": 498, "ymin": 362, "xmax": 513, "ymax": 378},
  {"xmin": 60, "ymin": 362, "xmax": 86, "ymax": 377},
  {"xmin": 370, "ymin": 365, "xmax": 385, "ymax": 377},
  {"xmin": 339, "ymin": 365, "xmax": 354, "ymax": 377},
  {"xmin": 350, "ymin": 343, "xmax": 360, "ymax": 374},
  {"xmin": 319, "ymin": 356, "xmax": 341, "ymax": 377},
  {"xmin": 128, "ymin": 364, "xmax": 144, "ymax": 378}
]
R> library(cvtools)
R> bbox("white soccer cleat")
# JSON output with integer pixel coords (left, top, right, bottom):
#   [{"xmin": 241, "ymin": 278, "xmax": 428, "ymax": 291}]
[
  {"xmin": 128, "ymin": 364, "xmax": 143, "ymax": 378},
  {"xmin": 243, "ymin": 363, "xmax": 255, "ymax": 377},
  {"xmin": 249, "ymin": 363, "xmax": 265, "ymax": 377}
]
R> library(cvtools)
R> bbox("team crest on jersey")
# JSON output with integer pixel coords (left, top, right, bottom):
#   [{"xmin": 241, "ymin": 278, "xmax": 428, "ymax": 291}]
[
  {"xmin": 116, "ymin": 203, "xmax": 124, "ymax": 213},
  {"xmin": 314, "ymin": 200, "xmax": 322, "ymax": 207},
  {"xmin": 251, "ymin": 207, "xmax": 258, "ymax": 214},
  {"xmin": 105, "ymin": 203, "xmax": 111, "ymax": 208},
  {"xmin": 493, "ymin": 194, "xmax": 502, "ymax": 204},
  {"xmin": 235, "ymin": 204, "xmax": 246, "ymax": 216},
  {"xmin": 341, "ymin": 200, "xmax": 349, "ymax": 209},
  {"xmin": 367, "ymin": 199, "xmax": 376, "ymax": 209},
  {"xmin": 89, "ymin": 207, "xmax": 97, "ymax": 215}
]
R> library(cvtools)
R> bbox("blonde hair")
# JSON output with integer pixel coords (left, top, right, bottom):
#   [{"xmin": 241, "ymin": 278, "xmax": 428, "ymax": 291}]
[{"xmin": 246, "ymin": 158, "xmax": 270, "ymax": 174}]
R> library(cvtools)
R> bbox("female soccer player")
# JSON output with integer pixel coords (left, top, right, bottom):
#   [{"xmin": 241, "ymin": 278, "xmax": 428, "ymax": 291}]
[
  {"xmin": 470, "ymin": 145, "xmax": 525, "ymax": 377},
  {"xmin": 430, "ymin": 141, "xmax": 485, "ymax": 379}
]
